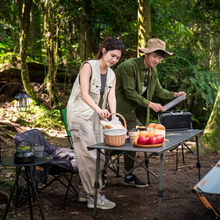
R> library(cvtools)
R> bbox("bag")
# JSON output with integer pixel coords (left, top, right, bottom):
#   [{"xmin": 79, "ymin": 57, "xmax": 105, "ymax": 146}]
[
  {"xmin": 33, "ymin": 163, "xmax": 52, "ymax": 184},
  {"xmin": 158, "ymin": 111, "xmax": 192, "ymax": 130}
]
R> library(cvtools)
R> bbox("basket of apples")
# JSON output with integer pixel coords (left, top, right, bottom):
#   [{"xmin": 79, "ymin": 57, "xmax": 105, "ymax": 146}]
[{"xmin": 133, "ymin": 123, "xmax": 165, "ymax": 148}]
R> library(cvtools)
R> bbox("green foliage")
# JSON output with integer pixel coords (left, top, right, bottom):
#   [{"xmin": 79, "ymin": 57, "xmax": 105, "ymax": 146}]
[
  {"xmin": 0, "ymin": 51, "xmax": 19, "ymax": 65},
  {"xmin": 8, "ymin": 213, "xmax": 26, "ymax": 220},
  {"xmin": 157, "ymin": 54, "xmax": 220, "ymax": 129},
  {"xmin": 18, "ymin": 100, "xmax": 65, "ymax": 132},
  {"xmin": 0, "ymin": 180, "xmax": 13, "ymax": 192}
]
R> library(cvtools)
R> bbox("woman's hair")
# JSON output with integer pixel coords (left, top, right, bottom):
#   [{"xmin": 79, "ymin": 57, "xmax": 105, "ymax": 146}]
[
  {"xmin": 94, "ymin": 37, "xmax": 125, "ymax": 60},
  {"xmin": 154, "ymin": 50, "xmax": 165, "ymax": 57}
]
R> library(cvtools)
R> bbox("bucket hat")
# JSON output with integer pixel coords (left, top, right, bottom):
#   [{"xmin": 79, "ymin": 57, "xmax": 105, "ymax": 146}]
[{"xmin": 139, "ymin": 38, "xmax": 173, "ymax": 58}]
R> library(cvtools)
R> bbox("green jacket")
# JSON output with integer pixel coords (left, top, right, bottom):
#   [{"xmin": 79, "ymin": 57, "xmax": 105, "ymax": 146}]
[{"xmin": 115, "ymin": 56, "xmax": 175, "ymax": 125}]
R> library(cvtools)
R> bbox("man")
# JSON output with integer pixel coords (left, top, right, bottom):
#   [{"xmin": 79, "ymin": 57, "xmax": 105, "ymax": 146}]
[{"xmin": 115, "ymin": 38, "xmax": 186, "ymax": 187}]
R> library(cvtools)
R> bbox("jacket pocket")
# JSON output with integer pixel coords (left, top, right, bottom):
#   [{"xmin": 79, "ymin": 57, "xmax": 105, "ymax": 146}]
[
  {"xmin": 68, "ymin": 124, "xmax": 81, "ymax": 142},
  {"xmin": 90, "ymin": 79, "xmax": 100, "ymax": 95}
]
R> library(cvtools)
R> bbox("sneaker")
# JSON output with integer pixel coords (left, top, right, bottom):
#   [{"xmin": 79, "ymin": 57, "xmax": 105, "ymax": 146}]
[
  {"xmin": 87, "ymin": 194, "xmax": 116, "ymax": 210},
  {"xmin": 124, "ymin": 175, "xmax": 148, "ymax": 188},
  {"xmin": 102, "ymin": 173, "xmax": 107, "ymax": 188},
  {"xmin": 79, "ymin": 191, "xmax": 88, "ymax": 202}
]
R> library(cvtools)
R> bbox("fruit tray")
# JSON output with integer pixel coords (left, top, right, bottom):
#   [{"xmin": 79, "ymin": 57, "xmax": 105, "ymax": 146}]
[{"xmin": 132, "ymin": 142, "xmax": 164, "ymax": 148}]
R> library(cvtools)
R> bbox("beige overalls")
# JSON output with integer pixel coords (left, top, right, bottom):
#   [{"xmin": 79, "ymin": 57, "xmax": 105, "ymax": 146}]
[{"xmin": 67, "ymin": 60, "xmax": 115, "ymax": 196}]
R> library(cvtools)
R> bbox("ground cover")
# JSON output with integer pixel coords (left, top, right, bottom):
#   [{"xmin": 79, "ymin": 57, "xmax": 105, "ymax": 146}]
[
  {"xmin": 0, "ymin": 100, "xmax": 219, "ymax": 220},
  {"xmin": 0, "ymin": 133, "xmax": 220, "ymax": 220}
]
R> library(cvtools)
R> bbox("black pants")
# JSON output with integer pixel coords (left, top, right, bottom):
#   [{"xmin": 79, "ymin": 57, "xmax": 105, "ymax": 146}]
[{"xmin": 124, "ymin": 111, "xmax": 137, "ymax": 175}]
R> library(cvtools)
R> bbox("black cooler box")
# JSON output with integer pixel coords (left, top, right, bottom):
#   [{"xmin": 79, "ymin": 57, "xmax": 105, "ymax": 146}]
[{"xmin": 158, "ymin": 111, "xmax": 192, "ymax": 130}]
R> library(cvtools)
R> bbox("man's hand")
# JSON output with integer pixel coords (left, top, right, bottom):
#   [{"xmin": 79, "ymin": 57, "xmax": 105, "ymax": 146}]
[
  {"xmin": 148, "ymin": 102, "xmax": 164, "ymax": 112},
  {"xmin": 174, "ymin": 91, "xmax": 186, "ymax": 98}
]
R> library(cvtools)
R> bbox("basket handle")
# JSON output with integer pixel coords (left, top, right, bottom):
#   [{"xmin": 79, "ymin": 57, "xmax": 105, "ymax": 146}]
[{"xmin": 104, "ymin": 113, "xmax": 127, "ymax": 129}]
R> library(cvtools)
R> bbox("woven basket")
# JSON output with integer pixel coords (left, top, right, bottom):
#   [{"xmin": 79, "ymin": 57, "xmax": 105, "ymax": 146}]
[{"xmin": 103, "ymin": 113, "xmax": 127, "ymax": 147}]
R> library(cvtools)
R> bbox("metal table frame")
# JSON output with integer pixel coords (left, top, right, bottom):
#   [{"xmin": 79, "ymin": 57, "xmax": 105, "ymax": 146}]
[
  {"xmin": 0, "ymin": 156, "xmax": 51, "ymax": 220},
  {"xmin": 87, "ymin": 129, "xmax": 203, "ymax": 220}
]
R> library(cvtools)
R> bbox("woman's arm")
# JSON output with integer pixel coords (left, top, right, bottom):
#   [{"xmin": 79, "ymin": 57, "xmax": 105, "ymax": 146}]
[
  {"xmin": 108, "ymin": 76, "xmax": 116, "ymax": 114},
  {"xmin": 80, "ymin": 63, "xmax": 110, "ymax": 118}
]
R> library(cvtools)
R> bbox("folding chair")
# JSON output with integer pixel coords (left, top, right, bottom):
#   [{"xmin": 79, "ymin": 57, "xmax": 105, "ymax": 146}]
[
  {"xmin": 61, "ymin": 109, "xmax": 74, "ymax": 149},
  {"xmin": 61, "ymin": 109, "xmax": 84, "ymax": 185},
  {"xmin": 14, "ymin": 129, "xmax": 79, "ymax": 210},
  {"xmin": 192, "ymin": 160, "xmax": 220, "ymax": 219}
]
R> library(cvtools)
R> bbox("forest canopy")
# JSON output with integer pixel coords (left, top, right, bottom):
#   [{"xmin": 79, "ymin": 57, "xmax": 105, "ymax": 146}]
[{"xmin": 0, "ymin": 0, "xmax": 220, "ymax": 130}]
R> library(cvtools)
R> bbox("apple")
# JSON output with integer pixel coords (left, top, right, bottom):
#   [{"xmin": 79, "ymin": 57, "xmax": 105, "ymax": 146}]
[
  {"xmin": 137, "ymin": 136, "xmax": 149, "ymax": 145},
  {"xmin": 155, "ymin": 134, "xmax": 164, "ymax": 144},
  {"xmin": 148, "ymin": 136, "xmax": 159, "ymax": 145}
]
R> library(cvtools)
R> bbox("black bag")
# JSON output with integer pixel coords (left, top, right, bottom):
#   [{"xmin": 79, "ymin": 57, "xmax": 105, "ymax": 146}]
[
  {"xmin": 33, "ymin": 163, "xmax": 52, "ymax": 184},
  {"xmin": 158, "ymin": 111, "xmax": 192, "ymax": 130}
]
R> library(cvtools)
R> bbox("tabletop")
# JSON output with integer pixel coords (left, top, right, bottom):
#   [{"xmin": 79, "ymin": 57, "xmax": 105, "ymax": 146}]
[
  {"xmin": 0, "ymin": 156, "xmax": 51, "ymax": 167},
  {"xmin": 88, "ymin": 129, "xmax": 203, "ymax": 156}
]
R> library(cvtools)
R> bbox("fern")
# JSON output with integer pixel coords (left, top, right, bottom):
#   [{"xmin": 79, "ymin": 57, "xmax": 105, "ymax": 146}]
[{"xmin": 157, "ymin": 54, "xmax": 220, "ymax": 129}]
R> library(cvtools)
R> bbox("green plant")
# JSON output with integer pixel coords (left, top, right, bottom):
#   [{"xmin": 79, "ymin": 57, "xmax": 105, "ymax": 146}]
[
  {"xmin": 20, "ymin": 100, "xmax": 64, "ymax": 131},
  {"xmin": 9, "ymin": 100, "xmax": 65, "ymax": 132},
  {"xmin": 8, "ymin": 213, "xmax": 26, "ymax": 220},
  {"xmin": 157, "ymin": 55, "xmax": 220, "ymax": 129}
]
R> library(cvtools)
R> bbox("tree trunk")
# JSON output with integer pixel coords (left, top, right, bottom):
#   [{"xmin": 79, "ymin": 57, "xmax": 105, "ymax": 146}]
[
  {"xmin": 19, "ymin": 0, "xmax": 36, "ymax": 100},
  {"xmin": 44, "ymin": 0, "xmax": 57, "ymax": 108},
  {"xmin": 137, "ymin": 0, "xmax": 151, "ymax": 57},
  {"xmin": 199, "ymin": 87, "xmax": 220, "ymax": 153},
  {"xmin": 137, "ymin": 0, "xmax": 151, "ymax": 123},
  {"xmin": 79, "ymin": 0, "xmax": 94, "ymax": 61},
  {"xmin": 31, "ymin": 2, "xmax": 42, "ymax": 61}
]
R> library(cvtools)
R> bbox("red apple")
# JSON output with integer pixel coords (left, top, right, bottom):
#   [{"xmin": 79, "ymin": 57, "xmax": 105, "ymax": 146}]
[
  {"xmin": 148, "ymin": 136, "xmax": 159, "ymax": 145},
  {"xmin": 155, "ymin": 134, "xmax": 164, "ymax": 144},
  {"xmin": 137, "ymin": 136, "xmax": 149, "ymax": 145}
]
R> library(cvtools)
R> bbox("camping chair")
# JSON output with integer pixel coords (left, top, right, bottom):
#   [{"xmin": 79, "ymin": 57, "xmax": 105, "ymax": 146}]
[
  {"xmin": 192, "ymin": 159, "xmax": 220, "ymax": 219},
  {"xmin": 61, "ymin": 109, "xmax": 74, "ymax": 149},
  {"xmin": 13, "ymin": 129, "xmax": 78, "ymax": 210}
]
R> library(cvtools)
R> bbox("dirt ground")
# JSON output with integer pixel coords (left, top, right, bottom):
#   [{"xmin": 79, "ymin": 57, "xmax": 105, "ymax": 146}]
[{"xmin": 0, "ymin": 134, "xmax": 220, "ymax": 220}]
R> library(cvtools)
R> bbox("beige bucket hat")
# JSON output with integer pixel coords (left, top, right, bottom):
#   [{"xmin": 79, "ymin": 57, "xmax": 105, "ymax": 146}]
[{"xmin": 139, "ymin": 38, "xmax": 173, "ymax": 58}]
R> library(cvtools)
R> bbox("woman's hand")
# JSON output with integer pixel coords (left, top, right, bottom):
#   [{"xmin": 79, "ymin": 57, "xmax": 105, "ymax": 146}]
[
  {"xmin": 96, "ymin": 108, "xmax": 110, "ymax": 119},
  {"xmin": 174, "ymin": 91, "xmax": 186, "ymax": 98}
]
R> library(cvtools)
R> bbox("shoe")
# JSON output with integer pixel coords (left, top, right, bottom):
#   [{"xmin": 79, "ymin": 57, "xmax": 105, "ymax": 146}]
[
  {"xmin": 87, "ymin": 194, "xmax": 116, "ymax": 210},
  {"xmin": 79, "ymin": 191, "xmax": 88, "ymax": 202},
  {"xmin": 124, "ymin": 175, "xmax": 148, "ymax": 188},
  {"xmin": 102, "ymin": 173, "xmax": 107, "ymax": 188}
]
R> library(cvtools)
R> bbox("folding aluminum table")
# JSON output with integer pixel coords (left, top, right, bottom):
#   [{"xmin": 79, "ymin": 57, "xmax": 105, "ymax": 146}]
[{"xmin": 87, "ymin": 129, "xmax": 203, "ymax": 220}]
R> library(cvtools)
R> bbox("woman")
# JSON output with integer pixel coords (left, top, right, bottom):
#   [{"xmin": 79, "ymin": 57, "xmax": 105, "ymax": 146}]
[{"xmin": 67, "ymin": 37, "xmax": 125, "ymax": 210}]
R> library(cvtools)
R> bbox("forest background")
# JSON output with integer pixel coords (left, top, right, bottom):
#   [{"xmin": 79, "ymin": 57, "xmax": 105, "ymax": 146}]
[{"xmin": 0, "ymin": 0, "xmax": 220, "ymax": 153}]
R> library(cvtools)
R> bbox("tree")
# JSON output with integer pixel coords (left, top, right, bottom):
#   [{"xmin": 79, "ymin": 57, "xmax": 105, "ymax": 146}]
[
  {"xmin": 19, "ymin": 0, "xmax": 36, "ymax": 100},
  {"xmin": 44, "ymin": 0, "xmax": 57, "ymax": 108},
  {"xmin": 137, "ymin": 0, "xmax": 151, "ymax": 57},
  {"xmin": 137, "ymin": 0, "xmax": 151, "ymax": 122},
  {"xmin": 79, "ymin": 0, "xmax": 93, "ymax": 61},
  {"xmin": 31, "ymin": 2, "xmax": 42, "ymax": 61},
  {"xmin": 199, "ymin": 87, "xmax": 220, "ymax": 154}
]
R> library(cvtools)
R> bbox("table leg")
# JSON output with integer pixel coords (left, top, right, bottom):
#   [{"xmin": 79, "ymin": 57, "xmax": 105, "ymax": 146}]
[
  {"xmin": 196, "ymin": 135, "xmax": 201, "ymax": 180},
  {"xmin": 157, "ymin": 153, "xmax": 165, "ymax": 220},
  {"xmin": 3, "ymin": 166, "xmax": 21, "ymax": 220},
  {"xmin": 25, "ymin": 167, "xmax": 33, "ymax": 220},
  {"xmin": 93, "ymin": 149, "xmax": 101, "ymax": 218},
  {"xmin": 15, "ymin": 166, "xmax": 19, "ymax": 206},
  {"xmin": 28, "ymin": 166, "xmax": 45, "ymax": 220},
  {"xmin": 176, "ymin": 146, "xmax": 178, "ymax": 170},
  {"xmin": 144, "ymin": 153, "xmax": 151, "ymax": 184}
]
